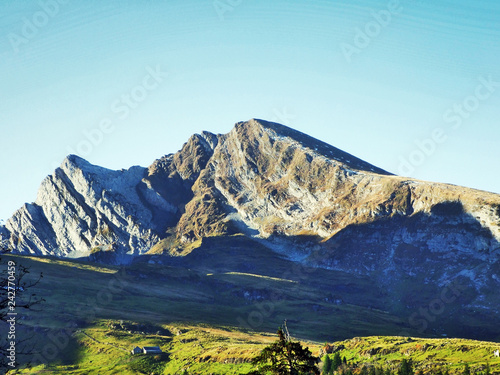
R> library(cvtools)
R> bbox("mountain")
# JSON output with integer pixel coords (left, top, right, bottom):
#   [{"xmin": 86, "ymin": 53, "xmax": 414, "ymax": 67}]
[
  {"xmin": 0, "ymin": 119, "xmax": 389, "ymax": 258},
  {"xmin": 1, "ymin": 119, "xmax": 500, "ymax": 339}
]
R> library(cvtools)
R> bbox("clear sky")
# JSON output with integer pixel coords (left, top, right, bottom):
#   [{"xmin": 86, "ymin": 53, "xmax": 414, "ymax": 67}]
[{"xmin": 0, "ymin": 0, "xmax": 499, "ymax": 221}]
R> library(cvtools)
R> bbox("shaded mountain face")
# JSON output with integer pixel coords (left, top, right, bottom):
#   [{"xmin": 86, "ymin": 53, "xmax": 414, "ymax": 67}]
[{"xmin": 1, "ymin": 119, "xmax": 500, "ymax": 338}]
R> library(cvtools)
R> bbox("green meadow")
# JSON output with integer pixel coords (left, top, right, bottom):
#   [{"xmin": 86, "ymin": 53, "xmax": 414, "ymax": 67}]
[{"xmin": 2, "ymin": 253, "xmax": 499, "ymax": 374}]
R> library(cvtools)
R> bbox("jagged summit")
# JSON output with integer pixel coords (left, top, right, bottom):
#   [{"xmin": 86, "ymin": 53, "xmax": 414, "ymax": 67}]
[{"xmin": 64, "ymin": 153, "xmax": 87, "ymax": 165}]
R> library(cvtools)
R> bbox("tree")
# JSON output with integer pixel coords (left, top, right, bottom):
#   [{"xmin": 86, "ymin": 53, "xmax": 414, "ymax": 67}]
[
  {"xmin": 463, "ymin": 364, "xmax": 471, "ymax": 375},
  {"xmin": 322, "ymin": 355, "xmax": 333, "ymax": 374},
  {"xmin": 251, "ymin": 327, "xmax": 319, "ymax": 375},
  {"xmin": 332, "ymin": 352, "xmax": 342, "ymax": 372},
  {"xmin": 0, "ymin": 255, "xmax": 44, "ymax": 370}
]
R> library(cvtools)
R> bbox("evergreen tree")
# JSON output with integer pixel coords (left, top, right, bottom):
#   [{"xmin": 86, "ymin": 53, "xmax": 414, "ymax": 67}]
[
  {"xmin": 251, "ymin": 328, "xmax": 319, "ymax": 375},
  {"xmin": 332, "ymin": 352, "xmax": 342, "ymax": 371},
  {"xmin": 322, "ymin": 355, "xmax": 333, "ymax": 374},
  {"xmin": 463, "ymin": 364, "xmax": 471, "ymax": 375},
  {"xmin": 369, "ymin": 366, "xmax": 376, "ymax": 375},
  {"xmin": 343, "ymin": 356, "xmax": 347, "ymax": 366},
  {"xmin": 485, "ymin": 362, "xmax": 491, "ymax": 375}
]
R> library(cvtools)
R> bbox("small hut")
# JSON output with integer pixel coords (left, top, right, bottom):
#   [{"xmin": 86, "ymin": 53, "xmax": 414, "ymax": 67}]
[
  {"xmin": 131, "ymin": 346, "xmax": 142, "ymax": 355},
  {"xmin": 143, "ymin": 346, "xmax": 162, "ymax": 354}
]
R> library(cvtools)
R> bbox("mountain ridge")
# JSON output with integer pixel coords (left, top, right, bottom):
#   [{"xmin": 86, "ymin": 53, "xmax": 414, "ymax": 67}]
[{"xmin": 1, "ymin": 119, "xmax": 499, "ymax": 259}]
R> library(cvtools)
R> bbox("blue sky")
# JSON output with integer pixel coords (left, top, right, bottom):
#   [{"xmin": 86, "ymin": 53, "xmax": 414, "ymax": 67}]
[{"xmin": 1, "ymin": 0, "xmax": 499, "ymax": 221}]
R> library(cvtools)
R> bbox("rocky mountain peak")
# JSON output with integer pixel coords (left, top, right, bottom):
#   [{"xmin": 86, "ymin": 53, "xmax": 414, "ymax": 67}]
[
  {"xmin": 232, "ymin": 119, "xmax": 392, "ymax": 176},
  {"xmin": 1, "ymin": 120, "xmax": 499, "ymax": 273},
  {"xmin": 63, "ymin": 153, "xmax": 87, "ymax": 168}
]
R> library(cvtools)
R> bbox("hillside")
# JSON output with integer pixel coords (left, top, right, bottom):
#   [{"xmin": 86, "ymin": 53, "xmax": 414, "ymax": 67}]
[
  {"xmin": 2, "ymin": 253, "xmax": 500, "ymax": 374},
  {"xmin": 9, "ymin": 321, "xmax": 500, "ymax": 374}
]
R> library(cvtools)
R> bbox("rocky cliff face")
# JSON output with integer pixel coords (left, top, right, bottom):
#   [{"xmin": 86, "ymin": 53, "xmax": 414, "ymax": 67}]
[
  {"xmin": 1, "ymin": 156, "xmax": 165, "ymax": 260},
  {"xmin": 1, "ymin": 119, "xmax": 499, "ymax": 273}
]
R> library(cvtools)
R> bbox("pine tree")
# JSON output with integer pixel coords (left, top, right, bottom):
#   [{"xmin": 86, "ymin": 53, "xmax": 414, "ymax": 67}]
[
  {"xmin": 251, "ymin": 327, "xmax": 319, "ymax": 375},
  {"xmin": 485, "ymin": 362, "xmax": 491, "ymax": 375},
  {"xmin": 463, "ymin": 364, "xmax": 471, "ymax": 375},
  {"xmin": 323, "ymin": 355, "xmax": 333, "ymax": 374},
  {"xmin": 332, "ymin": 352, "xmax": 342, "ymax": 371}
]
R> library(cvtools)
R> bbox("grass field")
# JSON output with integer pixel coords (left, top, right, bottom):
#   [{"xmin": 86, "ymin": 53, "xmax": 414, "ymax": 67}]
[
  {"xmin": 6, "ymin": 319, "xmax": 500, "ymax": 374},
  {"xmin": 2, "ymin": 248, "xmax": 500, "ymax": 374}
]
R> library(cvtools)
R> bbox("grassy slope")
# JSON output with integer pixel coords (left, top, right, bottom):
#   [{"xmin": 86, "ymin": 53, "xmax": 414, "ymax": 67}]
[
  {"xmin": 336, "ymin": 336, "xmax": 500, "ymax": 374},
  {"xmin": 7, "ymin": 320, "xmax": 500, "ymax": 374},
  {"xmin": 2, "ymin": 250, "xmax": 411, "ymax": 341},
  {"xmin": 9, "ymin": 321, "xmax": 273, "ymax": 374},
  {"xmin": 2, "ymin": 253, "xmax": 500, "ymax": 374}
]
